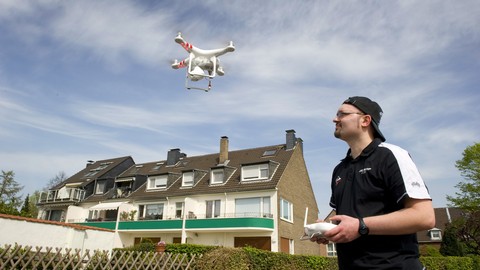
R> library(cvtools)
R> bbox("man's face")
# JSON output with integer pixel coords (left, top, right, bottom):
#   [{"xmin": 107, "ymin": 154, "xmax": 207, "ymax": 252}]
[{"xmin": 333, "ymin": 104, "xmax": 365, "ymax": 140}]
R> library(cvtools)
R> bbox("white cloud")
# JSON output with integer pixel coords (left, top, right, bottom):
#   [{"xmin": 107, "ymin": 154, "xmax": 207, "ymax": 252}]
[{"xmin": 0, "ymin": 0, "xmax": 479, "ymax": 216}]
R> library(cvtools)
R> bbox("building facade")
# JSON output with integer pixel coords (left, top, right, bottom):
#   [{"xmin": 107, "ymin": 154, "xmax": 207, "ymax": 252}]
[{"xmin": 37, "ymin": 130, "xmax": 321, "ymax": 255}]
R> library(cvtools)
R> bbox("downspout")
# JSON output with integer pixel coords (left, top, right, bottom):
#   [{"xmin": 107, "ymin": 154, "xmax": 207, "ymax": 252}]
[
  {"xmin": 446, "ymin": 207, "xmax": 451, "ymax": 223},
  {"xmin": 112, "ymin": 205, "xmax": 121, "ymax": 253},
  {"xmin": 224, "ymin": 192, "xmax": 228, "ymax": 218},
  {"xmin": 181, "ymin": 198, "xmax": 187, "ymax": 243}
]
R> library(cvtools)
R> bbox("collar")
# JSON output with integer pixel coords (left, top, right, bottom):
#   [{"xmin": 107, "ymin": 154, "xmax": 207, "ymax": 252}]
[{"xmin": 343, "ymin": 138, "xmax": 382, "ymax": 162}]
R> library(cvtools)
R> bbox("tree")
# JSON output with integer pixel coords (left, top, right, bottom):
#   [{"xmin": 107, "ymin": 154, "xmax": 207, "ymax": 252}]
[
  {"xmin": 0, "ymin": 170, "xmax": 24, "ymax": 215},
  {"xmin": 20, "ymin": 193, "xmax": 38, "ymax": 218},
  {"xmin": 440, "ymin": 222, "xmax": 466, "ymax": 256},
  {"xmin": 44, "ymin": 171, "xmax": 68, "ymax": 190},
  {"xmin": 446, "ymin": 142, "xmax": 480, "ymax": 255}
]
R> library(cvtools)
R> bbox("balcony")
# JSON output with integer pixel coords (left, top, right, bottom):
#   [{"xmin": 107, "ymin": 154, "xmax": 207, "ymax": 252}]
[
  {"xmin": 76, "ymin": 212, "xmax": 274, "ymax": 231},
  {"xmin": 110, "ymin": 186, "xmax": 132, "ymax": 199},
  {"xmin": 38, "ymin": 188, "xmax": 85, "ymax": 204}
]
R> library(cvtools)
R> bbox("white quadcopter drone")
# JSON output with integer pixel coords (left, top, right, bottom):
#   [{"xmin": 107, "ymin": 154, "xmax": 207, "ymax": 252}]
[{"xmin": 171, "ymin": 32, "xmax": 235, "ymax": 92}]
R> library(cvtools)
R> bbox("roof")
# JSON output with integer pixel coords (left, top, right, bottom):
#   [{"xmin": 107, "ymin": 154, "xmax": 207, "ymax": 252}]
[
  {"xmin": 128, "ymin": 144, "xmax": 293, "ymax": 201},
  {"xmin": 53, "ymin": 156, "xmax": 133, "ymax": 189},
  {"xmin": 0, "ymin": 213, "xmax": 113, "ymax": 232},
  {"xmin": 417, "ymin": 207, "xmax": 464, "ymax": 243}
]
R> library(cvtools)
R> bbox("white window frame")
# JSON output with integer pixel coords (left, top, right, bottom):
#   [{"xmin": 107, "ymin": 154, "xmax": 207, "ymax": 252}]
[
  {"xmin": 144, "ymin": 203, "xmax": 164, "ymax": 219},
  {"xmin": 147, "ymin": 175, "xmax": 168, "ymax": 190},
  {"xmin": 430, "ymin": 229, "xmax": 442, "ymax": 240},
  {"xmin": 241, "ymin": 163, "xmax": 269, "ymax": 181},
  {"xmin": 280, "ymin": 198, "xmax": 293, "ymax": 222},
  {"xmin": 206, "ymin": 200, "xmax": 221, "ymax": 218},
  {"xmin": 327, "ymin": 243, "xmax": 337, "ymax": 257},
  {"xmin": 182, "ymin": 171, "xmax": 194, "ymax": 187},
  {"xmin": 235, "ymin": 197, "xmax": 271, "ymax": 217},
  {"xmin": 211, "ymin": 168, "xmax": 225, "ymax": 184},
  {"xmin": 176, "ymin": 202, "xmax": 184, "ymax": 218},
  {"xmin": 95, "ymin": 181, "xmax": 106, "ymax": 194}
]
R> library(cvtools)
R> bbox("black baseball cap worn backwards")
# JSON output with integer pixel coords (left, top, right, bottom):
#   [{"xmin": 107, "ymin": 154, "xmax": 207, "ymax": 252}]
[{"xmin": 343, "ymin": 96, "xmax": 386, "ymax": 142}]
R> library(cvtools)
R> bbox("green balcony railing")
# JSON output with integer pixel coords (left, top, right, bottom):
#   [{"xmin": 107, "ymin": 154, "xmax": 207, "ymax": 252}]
[{"xmin": 77, "ymin": 217, "xmax": 274, "ymax": 231}]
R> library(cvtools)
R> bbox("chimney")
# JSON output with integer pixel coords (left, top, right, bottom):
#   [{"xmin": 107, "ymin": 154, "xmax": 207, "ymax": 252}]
[
  {"xmin": 219, "ymin": 136, "xmax": 229, "ymax": 164},
  {"xmin": 285, "ymin": 129, "xmax": 296, "ymax": 150},
  {"xmin": 86, "ymin": 160, "xmax": 95, "ymax": 168},
  {"xmin": 167, "ymin": 148, "xmax": 182, "ymax": 166}
]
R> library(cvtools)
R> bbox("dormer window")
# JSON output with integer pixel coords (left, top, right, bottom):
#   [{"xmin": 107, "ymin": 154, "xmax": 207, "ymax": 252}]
[
  {"xmin": 211, "ymin": 168, "xmax": 225, "ymax": 184},
  {"xmin": 182, "ymin": 171, "xmax": 194, "ymax": 187},
  {"xmin": 241, "ymin": 163, "xmax": 269, "ymax": 181},
  {"xmin": 95, "ymin": 181, "xmax": 106, "ymax": 194},
  {"xmin": 147, "ymin": 175, "xmax": 168, "ymax": 190},
  {"xmin": 429, "ymin": 228, "xmax": 442, "ymax": 240}
]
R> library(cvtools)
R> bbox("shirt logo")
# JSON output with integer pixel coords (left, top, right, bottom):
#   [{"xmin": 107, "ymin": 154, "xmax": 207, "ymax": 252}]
[
  {"xmin": 411, "ymin": 181, "xmax": 421, "ymax": 188},
  {"xmin": 335, "ymin": 176, "xmax": 342, "ymax": 186},
  {"xmin": 358, "ymin": 168, "xmax": 371, "ymax": 174}
]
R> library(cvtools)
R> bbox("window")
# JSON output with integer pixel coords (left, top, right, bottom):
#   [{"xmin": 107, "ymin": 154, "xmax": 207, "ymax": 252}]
[
  {"xmin": 176, "ymin": 202, "xmax": 184, "ymax": 218},
  {"xmin": 235, "ymin": 197, "xmax": 271, "ymax": 217},
  {"xmin": 430, "ymin": 229, "xmax": 442, "ymax": 240},
  {"xmin": 95, "ymin": 181, "xmax": 106, "ymax": 194},
  {"xmin": 327, "ymin": 243, "xmax": 337, "ymax": 257},
  {"xmin": 241, "ymin": 164, "xmax": 269, "ymax": 181},
  {"xmin": 145, "ymin": 204, "xmax": 164, "ymax": 219},
  {"xmin": 280, "ymin": 198, "xmax": 293, "ymax": 222},
  {"xmin": 211, "ymin": 168, "xmax": 225, "ymax": 184},
  {"xmin": 262, "ymin": 149, "xmax": 277, "ymax": 156},
  {"xmin": 84, "ymin": 162, "xmax": 112, "ymax": 178},
  {"xmin": 206, "ymin": 200, "xmax": 221, "ymax": 218},
  {"xmin": 151, "ymin": 162, "xmax": 163, "ymax": 171},
  {"xmin": 147, "ymin": 175, "xmax": 168, "ymax": 190},
  {"xmin": 182, "ymin": 172, "xmax": 194, "ymax": 187}
]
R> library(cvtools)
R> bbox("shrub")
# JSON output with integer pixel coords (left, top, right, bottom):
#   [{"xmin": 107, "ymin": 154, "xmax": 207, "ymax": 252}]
[
  {"xmin": 421, "ymin": 256, "xmax": 474, "ymax": 270},
  {"xmin": 196, "ymin": 247, "xmax": 250, "ymax": 270}
]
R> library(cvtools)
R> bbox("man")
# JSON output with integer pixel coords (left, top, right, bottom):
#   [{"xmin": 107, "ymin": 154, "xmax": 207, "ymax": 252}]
[{"xmin": 314, "ymin": 96, "xmax": 435, "ymax": 269}]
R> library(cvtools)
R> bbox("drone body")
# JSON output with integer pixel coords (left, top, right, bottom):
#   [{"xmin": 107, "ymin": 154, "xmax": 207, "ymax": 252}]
[{"xmin": 171, "ymin": 32, "xmax": 235, "ymax": 91}]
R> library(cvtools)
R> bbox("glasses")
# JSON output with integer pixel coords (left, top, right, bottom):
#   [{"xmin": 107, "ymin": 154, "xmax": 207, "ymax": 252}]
[{"xmin": 336, "ymin": 111, "xmax": 364, "ymax": 118}]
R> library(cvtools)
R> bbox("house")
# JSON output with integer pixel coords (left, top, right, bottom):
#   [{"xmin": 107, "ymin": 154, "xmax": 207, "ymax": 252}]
[
  {"xmin": 37, "ymin": 130, "xmax": 321, "ymax": 255},
  {"xmin": 417, "ymin": 207, "xmax": 464, "ymax": 253},
  {"xmin": 37, "ymin": 156, "xmax": 135, "ymax": 222}
]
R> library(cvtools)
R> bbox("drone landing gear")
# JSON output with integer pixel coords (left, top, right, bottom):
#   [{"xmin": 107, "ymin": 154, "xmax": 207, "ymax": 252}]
[{"xmin": 185, "ymin": 76, "xmax": 212, "ymax": 92}]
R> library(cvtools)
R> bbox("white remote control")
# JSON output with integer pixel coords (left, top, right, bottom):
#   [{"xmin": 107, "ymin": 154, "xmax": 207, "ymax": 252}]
[{"xmin": 300, "ymin": 207, "xmax": 336, "ymax": 240}]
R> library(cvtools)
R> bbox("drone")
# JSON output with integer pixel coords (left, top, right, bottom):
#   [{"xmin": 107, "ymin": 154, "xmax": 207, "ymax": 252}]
[{"xmin": 171, "ymin": 32, "xmax": 235, "ymax": 91}]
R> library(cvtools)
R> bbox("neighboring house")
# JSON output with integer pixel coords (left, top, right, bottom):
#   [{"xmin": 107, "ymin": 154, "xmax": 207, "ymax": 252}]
[
  {"xmin": 37, "ymin": 130, "xmax": 321, "ymax": 255},
  {"xmin": 37, "ymin": 156, "xmax": 135, "ymax": 222},
  {"xmin": 417, "ymin": 207, "xmax": 464, "ymax": 252},
  {"xmin": 318, "ymin": 207, "xmax": 465, "ymax": 257}
]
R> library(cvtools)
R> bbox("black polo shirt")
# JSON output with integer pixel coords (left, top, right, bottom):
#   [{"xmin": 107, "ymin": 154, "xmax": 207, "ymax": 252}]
[{"xmin": 330, "ymin": 138, "xmax": 431, "ymax": 270}]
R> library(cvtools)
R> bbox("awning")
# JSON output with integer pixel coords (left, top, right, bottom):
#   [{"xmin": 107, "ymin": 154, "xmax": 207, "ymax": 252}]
[
  {"xmin": 65, "ymin": 182, "xmax": 83, "ymax": 187},
  {"xmin": 115, "ymin": 177, "xmax": 134, "ymax": 183},
  {"xmin": 89, "ymin": 202, "xmax": 124, "ymax": 211}
]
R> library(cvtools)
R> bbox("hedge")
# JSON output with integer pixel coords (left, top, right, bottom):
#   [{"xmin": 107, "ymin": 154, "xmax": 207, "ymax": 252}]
[{"xmin": 117, "ymin": 243, "xmax": 477, "ymax": 270}]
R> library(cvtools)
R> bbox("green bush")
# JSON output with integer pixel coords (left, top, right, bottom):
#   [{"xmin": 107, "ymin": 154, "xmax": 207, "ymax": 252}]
[
  {"xmin": 196, "ymin": 247, "xmax": 250, "ymax": 270},
  {"xmin": 165, "ymin": 243, "xmax": 217, "ymax": 254},
  {"xmin": 421, "ymin": 256, "xmax": 474, "ymax": 270}
]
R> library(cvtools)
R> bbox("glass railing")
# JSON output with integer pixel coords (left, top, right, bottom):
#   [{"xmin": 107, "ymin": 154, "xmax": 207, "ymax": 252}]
[{"xmin": 38, "ymin": 188, "xmax": 85, "ymax": 203}]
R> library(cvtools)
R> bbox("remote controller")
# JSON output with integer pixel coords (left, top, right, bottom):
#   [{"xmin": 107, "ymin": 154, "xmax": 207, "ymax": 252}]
[{"xmin": 300, "ymin": 207, "xmax": 336, "ymax": 240}]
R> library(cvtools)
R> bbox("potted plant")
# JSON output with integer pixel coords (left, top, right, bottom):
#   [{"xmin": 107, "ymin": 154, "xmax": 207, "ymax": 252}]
[{"xmin": 155, "ymin": 240, "xmax": 166, "ymax": 253}]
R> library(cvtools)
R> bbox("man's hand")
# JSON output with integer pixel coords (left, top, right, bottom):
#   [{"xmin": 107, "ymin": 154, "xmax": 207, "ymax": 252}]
[
  {"xmin": 310, "ymin": 235, "xmax": 329, "ymax": 244},
  {"xmin": 323, "ymin": 215, "xmax": 360, "ymax": 243}
]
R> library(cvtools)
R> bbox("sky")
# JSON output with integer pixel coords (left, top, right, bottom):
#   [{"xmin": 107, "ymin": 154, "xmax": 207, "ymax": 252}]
[{"xmin": 0, "ymin": 0, "xmax": 479, "ymax": 217}]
